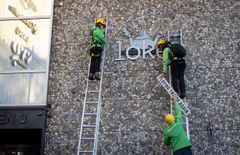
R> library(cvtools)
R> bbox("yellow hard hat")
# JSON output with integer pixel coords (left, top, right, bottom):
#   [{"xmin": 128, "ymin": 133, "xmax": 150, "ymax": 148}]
[
  {"xmin": 96, "ymin": 18, "xmax": 106, "ymax": 26},
  {"xmin": 156, "ymin": 39, "xmax": 166, "ymax": 47},
  {"xmin": 165, "ymin": 114, "xmax": 175, "ymax": 125}
]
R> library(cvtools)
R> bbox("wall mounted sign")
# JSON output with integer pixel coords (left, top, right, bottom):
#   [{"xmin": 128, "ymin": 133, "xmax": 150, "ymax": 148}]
[
  {"xmin": 10, "ymin": 41, "xmax": 33, "ymax": 68},
  {"xmin": 7, "ymin": 4, "xmax": 37, "ymax": 69},
  {"xmin": 15, "ymin": 27, "xmax": 29, "ymax": 43},
  {"xmin": 8, "ymin": 5, "xmax": 38, "ymax": 34},
  {"xmin": 115, "ymin": 27, "xmax": 162, "ymax": 61},
  {"xmin": 20, "ymin": 0, "xmax": 37, "ymax": 12},
  {"xmin": 0, "ymin": 108, "xmax": 46, "ymax": 128},
  {"xmin": 0, "ymin": 0, "xmax": 54, "ymax": 105},
  {"xmin": 0, "ymin": 113, "xmax": 27, "ymax": 124}
]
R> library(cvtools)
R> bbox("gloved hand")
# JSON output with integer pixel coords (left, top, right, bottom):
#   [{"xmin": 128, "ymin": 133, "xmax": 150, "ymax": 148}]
[
  {"xmin": 160, "ymin": 72, "xmax": 167, "ymax": 79},
  {"xmin": 92, "ymin": 39, "xmax": 96, "ymax": 44}
]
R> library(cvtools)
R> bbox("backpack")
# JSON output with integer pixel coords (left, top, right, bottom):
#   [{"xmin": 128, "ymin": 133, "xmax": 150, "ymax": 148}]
[{"xmin": 169, "ymin": 43, "xmax": 186, "ymax": 58}]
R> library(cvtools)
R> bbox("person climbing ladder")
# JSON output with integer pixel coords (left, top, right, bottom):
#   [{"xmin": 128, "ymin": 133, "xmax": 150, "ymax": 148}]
[
  {"xmin": 156, "ymin": 39, "xmax": 187, "ymax": 99},
  {"xmin": 89, "ymin": 18, "xmax": 106, "ymax": 80}
]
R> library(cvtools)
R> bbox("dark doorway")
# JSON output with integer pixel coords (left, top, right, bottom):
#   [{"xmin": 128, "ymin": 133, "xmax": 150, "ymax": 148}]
[{"xmin": 0, "ymin": 129, "xmax": 42, "ymax": 155}]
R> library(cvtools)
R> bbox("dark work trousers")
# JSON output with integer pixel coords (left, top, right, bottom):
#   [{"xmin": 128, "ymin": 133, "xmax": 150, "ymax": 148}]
[
  {"xmin": 173, "ymin": 146, "xmax": 193, "ymax": 155},
  {"xmin": 170, "ymin": 59, "xmax": 186, "ymax": 94},
  {"xmin": 89, "ymin": 46, "xmax": 103, "ymax": 75}
]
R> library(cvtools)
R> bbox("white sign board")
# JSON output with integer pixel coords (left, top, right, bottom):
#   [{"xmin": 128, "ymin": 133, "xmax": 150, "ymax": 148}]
[{"xmin": 157, "ymin": 75, "xmax": 191, "ymax": 115}]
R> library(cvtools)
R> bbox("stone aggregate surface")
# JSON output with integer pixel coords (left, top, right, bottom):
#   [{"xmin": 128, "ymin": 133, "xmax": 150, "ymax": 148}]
[{"xmin": 46, "ymin": 0, "xmax": 240, "ymax": 154}]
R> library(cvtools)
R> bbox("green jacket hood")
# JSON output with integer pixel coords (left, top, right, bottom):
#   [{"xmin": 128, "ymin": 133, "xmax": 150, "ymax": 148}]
[{"xmin": 166, "ymin": 123, "xmax": 183, "ymax": 137}]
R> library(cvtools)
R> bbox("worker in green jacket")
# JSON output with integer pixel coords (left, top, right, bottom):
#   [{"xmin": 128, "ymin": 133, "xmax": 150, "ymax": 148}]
[
  {"xmin": 89, "ymin": 18, "xmax": 106, "ymax": 80},
  {"xmin": 156, "ymin": 39, "xmax": 187, "ymax": 99},
  {"xmin": 163, "ymin": 95, "xmax": 192, "ymax": 155}
]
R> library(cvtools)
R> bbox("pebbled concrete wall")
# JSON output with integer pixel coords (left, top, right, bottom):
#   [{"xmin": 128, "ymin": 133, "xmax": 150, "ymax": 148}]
[{"xmin": 45, "ymin": 0, "xmax": 240, "ymax": 154}]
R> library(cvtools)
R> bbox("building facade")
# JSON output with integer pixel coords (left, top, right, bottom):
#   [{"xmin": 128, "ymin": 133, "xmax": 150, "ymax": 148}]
[{"xmin": 1, "ymin": 0, "xmax": 240, "ymax": 155}]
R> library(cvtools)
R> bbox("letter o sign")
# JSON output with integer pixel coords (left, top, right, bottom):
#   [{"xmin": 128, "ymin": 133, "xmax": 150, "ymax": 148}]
[{"xmin": 126, "ymin": 46, "xmax": 141, "ymax": 60}]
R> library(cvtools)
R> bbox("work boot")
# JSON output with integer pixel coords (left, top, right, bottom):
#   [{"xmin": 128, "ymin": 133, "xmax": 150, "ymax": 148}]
[
  {"xmin": 94, "ymin": 72, "xmax": 101, "ymax": 80},
  {"xmin": 89, "ymin": 73, "xmax": 94, "ymax": 80},
  {"xmin": 179, "ymin": 93, "xmax": 186, "ymax": 99}
]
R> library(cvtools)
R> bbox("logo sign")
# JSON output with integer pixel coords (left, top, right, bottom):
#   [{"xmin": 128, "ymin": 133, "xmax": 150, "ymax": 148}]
[
  {"xmin": 0, "ymin": 113, "xmax": 27, "ymax": 124},
  {"xmin": 157, "ymin": 75, "xmax": 191, "ymax": 115},
  {"xmin": 10, "ymin": 42, "xmax": 33, "ymax": 69},
  {"xmin": 115, "ymin": 27, "xmax": 162, "ymax": 61},
  {"xmin": 15, "ymin": 27, "xmax": 29, "ymax": 43},
  {"xmin": 20, "ymin": 0, "xmax": 37, "ymax": 12},
  {"xmin": 8, "ymin": 5, "xmax": 37, "ymax": 34}
]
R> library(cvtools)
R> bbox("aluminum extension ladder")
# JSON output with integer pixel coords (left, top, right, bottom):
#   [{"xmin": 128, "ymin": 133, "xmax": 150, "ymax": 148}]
[
  {"xmin": 168, "ymin": 30, "xmax": 190, "ymax": 139},
  {"xmin": 158, "ymin": 30, "xmax": 190, "ymax": 139},
  {"xmin": 77, "ymin": 18, "xmax": 108, "ymax": 155}
]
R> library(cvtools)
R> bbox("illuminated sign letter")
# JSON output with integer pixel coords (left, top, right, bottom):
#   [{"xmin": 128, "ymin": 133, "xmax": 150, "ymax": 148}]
[
  {"xmin": 142, "ymin": 41, "xmax": 155, "ymax": 59},
  {"xmin": 115, "ymin": 41, "xmax": 124, "ymax": 61}
]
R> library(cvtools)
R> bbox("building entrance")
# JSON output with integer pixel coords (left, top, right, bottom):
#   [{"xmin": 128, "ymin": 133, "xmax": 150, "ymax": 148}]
[{"xmin": 0, "ymin": 129, "xmax": 42, "ymax": 155}]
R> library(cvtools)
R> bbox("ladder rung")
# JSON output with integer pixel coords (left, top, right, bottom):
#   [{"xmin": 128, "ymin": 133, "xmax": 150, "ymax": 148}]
[
  {"xmin": 84, "ymin": 113, "xmax": 97, "ymax": 116},
  {"xmin": 82, "ymin": 124, "xmax": 96, "ymax": 128},
  {"xmin": 79, "ymin": 150, "xmax": 93, "ymax": 153},
  {"xmin": 87, "ymin": 90, "xmax": 99, "ymax": 93},
  {"xmin": 169, "ymin": 34, "xmax": 181, "ymax": 37},
  {"xmin": 81, "ymin": 137, "xmax": 95, "ymax": 140},
  {"xmin": 88, "ymin": 80, "xmax": 99, "ymax": 83},
  {"xmin": 85, "ymin": 101, "xmax": 98, "ymax": 104}
]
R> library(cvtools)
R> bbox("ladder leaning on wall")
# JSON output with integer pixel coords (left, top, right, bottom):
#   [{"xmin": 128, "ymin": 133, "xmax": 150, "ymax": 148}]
[
  {"xmin": 157, "ymin": 30, "xmax": 190, "ymax": 139},
  {"xmin": 77, "ymin": 18, "xmax": 108, "ymax": 155},
  {"xmin": 168, "ymin": 30, "xmax": 190, "ymax": 139}
]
